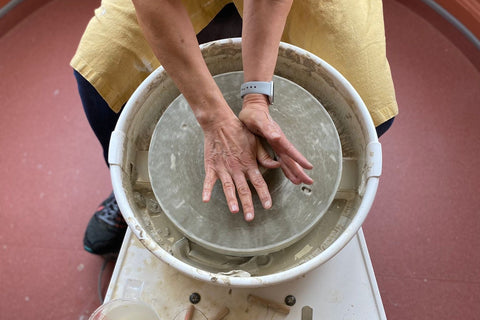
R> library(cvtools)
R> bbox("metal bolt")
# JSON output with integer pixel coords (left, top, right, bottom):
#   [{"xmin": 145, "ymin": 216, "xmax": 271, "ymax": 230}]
[
  {"xmin": 189, "ymin": 292, "xmax": 201, "ymax": 304},
  {"xmin": 285, "ymin": 295, "xmax": 296, "ymax": 306}
]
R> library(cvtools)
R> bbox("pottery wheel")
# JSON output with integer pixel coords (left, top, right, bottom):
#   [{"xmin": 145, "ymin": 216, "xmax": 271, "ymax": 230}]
[{"xmin": 148, "ymin": 72, "xmax": 342, "ymax": 256}]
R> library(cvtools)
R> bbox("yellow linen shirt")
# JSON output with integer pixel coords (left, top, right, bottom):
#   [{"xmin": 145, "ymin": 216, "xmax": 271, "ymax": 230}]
[{"xmin": 71, "ymin": 0, "xmax": 398, "ymax": 126}]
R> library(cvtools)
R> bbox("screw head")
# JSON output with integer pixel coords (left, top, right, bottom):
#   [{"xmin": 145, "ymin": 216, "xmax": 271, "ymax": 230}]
[
  {"xmin": 189, "ymin": 292, "xmax": 201, "ymax": 304},
  {"xmin": 285, "ymin": 294, "xmax": 296, "ymax": 306}
]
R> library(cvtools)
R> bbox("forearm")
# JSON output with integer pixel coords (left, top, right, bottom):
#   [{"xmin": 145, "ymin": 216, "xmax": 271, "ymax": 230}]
[
  {"xmin": 132, "ymin": 0, "xmax": 234, "ymax": 128},
  {"xmin": 242, "ymin": 0, "xmax": 293, "ymax": 83},
  {"xmin": 239, "ymin": 0, "xmax": 313, "ymax": 178}
]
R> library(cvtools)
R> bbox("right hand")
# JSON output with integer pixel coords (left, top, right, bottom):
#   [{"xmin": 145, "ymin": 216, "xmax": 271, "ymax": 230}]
[{"xmin": 239, "ymin": 94, "xmax": 313, "ymax": 185}]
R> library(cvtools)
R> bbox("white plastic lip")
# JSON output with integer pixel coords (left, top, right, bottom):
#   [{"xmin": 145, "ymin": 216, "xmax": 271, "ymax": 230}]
[{"xmin": 109, "ymin": 38, "xmax": 381, "ymax": 288}]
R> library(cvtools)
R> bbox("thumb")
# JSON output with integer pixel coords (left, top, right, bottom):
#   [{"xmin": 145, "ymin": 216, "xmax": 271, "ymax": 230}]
[{"xmin": 256, "ymin": 141, "xmax": 280, "ymax": 169}]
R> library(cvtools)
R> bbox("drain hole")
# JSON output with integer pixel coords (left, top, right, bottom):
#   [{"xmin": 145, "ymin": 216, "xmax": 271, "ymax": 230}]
[
  {"xmin": 301, "ymin": 186, "xmax": 312, "ymax": 195},
  {"xmin": 181, "ymin": 123, "xmax": 188, "ymax": 129}
]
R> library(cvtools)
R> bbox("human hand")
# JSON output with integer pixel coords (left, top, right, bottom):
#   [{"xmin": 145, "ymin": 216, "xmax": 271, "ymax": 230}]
[
  {"xmin": 238, "ymin": 94, "xmax": 314, "ymax": 185},
  {"xmin": 201, "ymin": 114, "xmax": 280, "ymax": 222}
]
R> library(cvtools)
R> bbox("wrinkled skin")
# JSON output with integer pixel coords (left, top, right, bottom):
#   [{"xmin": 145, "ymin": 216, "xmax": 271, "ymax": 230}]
[
  {"xmin": 201, "ymin": 95, "xmax": 314, "ymax": 222},
  {"xmin": 202, "ymin": 116, "xmax": 280, "ymax": 222}
]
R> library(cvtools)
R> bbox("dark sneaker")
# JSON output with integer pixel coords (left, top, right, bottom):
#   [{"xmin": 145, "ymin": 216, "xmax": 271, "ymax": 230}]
[{"xmin": 83, "ymin": 192, "xmax": 128, "ymax": 255}]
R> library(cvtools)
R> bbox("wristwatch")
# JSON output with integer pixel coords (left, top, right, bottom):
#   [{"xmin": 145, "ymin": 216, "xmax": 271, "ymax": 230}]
[{"xmin": 240, "ymin": 81, "xmax": 274, "ymax": 104}]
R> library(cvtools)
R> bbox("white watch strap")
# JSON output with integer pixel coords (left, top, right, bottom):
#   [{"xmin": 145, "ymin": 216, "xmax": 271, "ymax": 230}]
[{"xmin": 240, "ymin": 81, "xmax": 274, "ymax": 104}]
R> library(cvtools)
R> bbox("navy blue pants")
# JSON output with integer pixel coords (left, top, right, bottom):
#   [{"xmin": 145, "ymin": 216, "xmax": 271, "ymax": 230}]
[{"xmin": 74, "ymin": 70, "xmax": 122, "ymax": 165}]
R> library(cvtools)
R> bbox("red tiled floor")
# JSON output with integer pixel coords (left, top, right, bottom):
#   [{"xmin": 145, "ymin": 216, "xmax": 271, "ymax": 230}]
[
  {"xmin": 0, "ymin": 0, "xmax": 113, "ymax": 318},
  {"xmin": 0, "ymin": 0, "xmax": 48, "ymax": 37},
  {"xmin": 0, "ymin": 0, "xmax": 479, "ymax": 319},
  {"xmin": 364, "ymin": 1, "xmax": 480, "ymax": 319}
]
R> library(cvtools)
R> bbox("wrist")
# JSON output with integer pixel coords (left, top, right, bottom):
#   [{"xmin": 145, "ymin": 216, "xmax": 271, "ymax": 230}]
[
  {"xmin": 195, "ymin": 102, "xmax": 237, "ymax": 130},
  {"xmin": 242, "ymin": 94, "xmax": 270, "ymax": 110},
  {"xmin": 240, "ymin": 80, "xmax": 274, "ymax": 104},
  {"xmin": 184, "ymin": 84, "xmax": 235, "ymax": 129}
]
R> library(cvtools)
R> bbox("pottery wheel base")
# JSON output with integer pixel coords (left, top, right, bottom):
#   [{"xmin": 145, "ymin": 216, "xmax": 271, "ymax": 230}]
[{"xmin": 148, "ymin": 72, "xmax": 342, "ymax": 257}]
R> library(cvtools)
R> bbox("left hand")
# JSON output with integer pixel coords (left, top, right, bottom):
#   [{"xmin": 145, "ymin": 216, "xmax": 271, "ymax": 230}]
[{"xmin": 201, "ymin": 113, "xmax": 280, "ymax": 221}]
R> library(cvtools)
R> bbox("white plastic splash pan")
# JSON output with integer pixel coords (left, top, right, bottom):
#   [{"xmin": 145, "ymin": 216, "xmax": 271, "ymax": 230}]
[{"xmin": 109, "ymin": 38, "xmax": 382, "ymax": 288}]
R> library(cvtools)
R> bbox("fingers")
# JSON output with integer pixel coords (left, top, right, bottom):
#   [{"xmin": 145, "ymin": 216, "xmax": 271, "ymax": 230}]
[
  {"xmin": 204, "ymin": 166, "xmax": 273, "ymax": 222},
  {"xmin": 204, "ymin": 167, "xmax": 241, "ymax": 214},
  {"xmin": 256, "ymin": 142, "xmax": 280, "ymax": 169},
  {"xmin": 278, "ymin": 155, "xmax": 314, "ymax": 185},
  {"xmin": 232, "ymin": 169, "xmax": 272, "ymax": 221},
  {"xmin": 202, "ymin": 168, "xmax": 217, "ymax": 202},
  {"xmin": 254, "ymin": 121, "xmax": 313, "ymax": 184},
  {"xmin": 232, "ymin": 174, "xmax": 255, "ymax": 221},
  {"xmin": 247, "ymin": 168, "xmax": 272, "ymax": 210},
  {"xmin": 266, "ymin": 132, "xmax": 313, "ymax": 170},
  {"xmin": 218, "ymin": 171, "xmax": 240, "ymax": 214},
  {"xmin": 239, "ymin": 107, "xmax": 313, "ymax": 171}
]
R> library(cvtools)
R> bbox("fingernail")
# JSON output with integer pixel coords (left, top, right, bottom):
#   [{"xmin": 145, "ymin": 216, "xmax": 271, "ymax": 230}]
[
  {"xmin": 264, "ymin": 200, "xmax": 271, "ymax": 209},
  {"xmin": 231, "ymin": 204, "xmax": 239, "ymax": 212},
  {"xmin": 202, "ymin": 191, "xmax": 209, "ymax": 202},
  {"xmin": 245, "ymin": 212, "xmax": 254, "ymax": 221}
]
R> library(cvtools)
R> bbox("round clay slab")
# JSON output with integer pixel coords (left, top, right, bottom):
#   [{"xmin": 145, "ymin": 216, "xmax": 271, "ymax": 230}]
[{"xmin": 148, "ymin": 72, "xmax": 342, "ymax": 256}]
